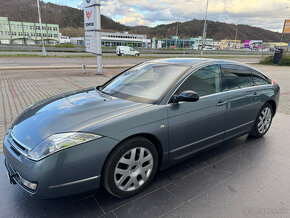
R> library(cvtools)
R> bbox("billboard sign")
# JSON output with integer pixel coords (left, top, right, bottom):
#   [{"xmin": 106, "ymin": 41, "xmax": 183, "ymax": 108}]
[
  {"xmin": 85, "ymin": 31, "xmax": 97, "ymax": 54},
  {"xmin": 84, "ymin": 7, "xmax": 98, "ymax": 31},
  {"xmin": 250, "ymin": 40, "xmax": 262, "ymax": 50},
  {"xmin": 83, "ymin": 0, "xmax": 98, "ymax": 8},
  {"xmin": 283, "ymin": 19, "xmax": 290, "ymax": 34},
  {"xmin": 244, "ymin": 40, "xmax": 250, "ymax": 49}
]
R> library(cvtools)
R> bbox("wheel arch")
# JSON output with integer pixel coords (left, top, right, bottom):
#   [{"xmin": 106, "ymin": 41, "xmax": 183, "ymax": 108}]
[
  {"xmin": 267, "ymin": 99, "xmax": 277, "ymax": 116},
  {"xmin": 101, "ymin": 133, "xmax": 164, "ymax": 182}
]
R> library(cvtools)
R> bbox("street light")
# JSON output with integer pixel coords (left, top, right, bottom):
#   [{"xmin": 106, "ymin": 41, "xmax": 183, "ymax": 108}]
[
  {"xmin": 201, "ymin": 0, "xmax": 209, "ymax": 56},
  {"xmin": 37, "ymin": 0, "xmax": 47, "ymax": 56}
]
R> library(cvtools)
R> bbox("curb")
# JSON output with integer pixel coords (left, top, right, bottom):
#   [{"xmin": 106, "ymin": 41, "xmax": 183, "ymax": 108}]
[
  {"xmin": 0, "ymin": 65, "xmax": 134, "ymax": 70},
  {"xmin": 0, "ymin": 62, "xmax": 260, "ymax": 71}
]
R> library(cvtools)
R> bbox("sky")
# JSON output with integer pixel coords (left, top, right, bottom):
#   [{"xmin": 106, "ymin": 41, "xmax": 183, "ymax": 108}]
[{"xmin": 43, "ymin": 0, "xmax": 290, "ymax": 32}]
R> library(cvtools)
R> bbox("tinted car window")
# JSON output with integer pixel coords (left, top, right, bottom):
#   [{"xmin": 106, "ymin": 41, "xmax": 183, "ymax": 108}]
[
  {"xmin": 177, "ymin": 64, "xmax": 222, "ymax": 97},
  {"xmin": 221, "ymin": 64, "xmax": 253, "ymax": 91},
  {"xmin": 252, "ymin": 70, "xmax": 271, "ymax": 85}
]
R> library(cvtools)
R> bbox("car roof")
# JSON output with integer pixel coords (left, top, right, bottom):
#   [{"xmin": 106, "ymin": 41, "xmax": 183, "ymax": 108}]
[{"xmin": 147, "ymin": 58, "xmax": 250, "ymax": 68}]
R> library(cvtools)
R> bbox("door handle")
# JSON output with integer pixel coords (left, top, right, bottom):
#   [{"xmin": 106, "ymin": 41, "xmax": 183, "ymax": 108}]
[{"xmin": 216, "ymin": 100, "xmax": 228, "ymax": 106}]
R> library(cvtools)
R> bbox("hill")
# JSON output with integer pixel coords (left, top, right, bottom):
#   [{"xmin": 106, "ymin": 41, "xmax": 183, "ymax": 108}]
[
  {"xmin": 0, "ymin": 0, "xmax": 129, "ymax": 35},
  {"xmin": 141, "ymin": 19, "xmax": 290, "ymax": 42},
  {"xmin": 0, "ymin": 0, "xmax": 288, "ymax": 42}
]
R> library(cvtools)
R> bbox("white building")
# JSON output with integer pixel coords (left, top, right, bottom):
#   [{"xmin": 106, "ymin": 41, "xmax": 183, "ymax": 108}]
[
  {"xmin": 60, "ymin": 33, "xmax": 71, "ymax": 44},
  {"xmin": 101, "ymin": 32, "xmax": 147, "ymax": 48},
  {"xmin": 70, "ymin": 37, "xmax": 85, "ymax": 46},
  {"xmin": 213, "ymin": 41, "xmax": 221, "ymax": 50},
  {"xmin": 70, "ymin": 32, "xmax": 148, "ymax": 48}
]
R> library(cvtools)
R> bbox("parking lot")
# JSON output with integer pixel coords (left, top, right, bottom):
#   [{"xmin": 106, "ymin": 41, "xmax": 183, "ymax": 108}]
[
  {"xmin": 0, "ymin": 63, "xmax": 290, "ymax": 152},
  {"xmin": 0, "ymin": 63, "xmax": 290, "ymax": 217}
]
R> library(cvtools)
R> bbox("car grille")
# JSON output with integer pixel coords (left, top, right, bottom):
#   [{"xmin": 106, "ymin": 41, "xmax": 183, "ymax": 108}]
[{"xmin": 8, "ymin": 133, "xmax": 30, "ymax": 157}]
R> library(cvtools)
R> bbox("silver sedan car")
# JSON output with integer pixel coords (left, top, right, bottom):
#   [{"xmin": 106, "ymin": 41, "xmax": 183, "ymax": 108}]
[{"xmin": 4, "ymin": 58, "xmax": 280, "ymax": 199}]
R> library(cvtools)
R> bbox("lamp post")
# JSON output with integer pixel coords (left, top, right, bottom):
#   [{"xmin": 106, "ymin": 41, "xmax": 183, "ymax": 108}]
[
  {"xmin": 201, "ymin": 0, "xmax": 209, "ymax": 56},
  {"xmin": 234, "ymin": 24, "xmax": 238, "ymax": 50},
  {"xmin": 37, "ymin": 0, "xmax": 46, "ymax": 56}
]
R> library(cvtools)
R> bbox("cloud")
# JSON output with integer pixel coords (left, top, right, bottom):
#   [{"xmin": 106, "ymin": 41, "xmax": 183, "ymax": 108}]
[{"xmin": 46, "ymin": 0, "xmax": 290, "ymax": 31}]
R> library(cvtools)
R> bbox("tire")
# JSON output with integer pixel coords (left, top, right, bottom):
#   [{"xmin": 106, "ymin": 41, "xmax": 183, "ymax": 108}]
[
  {"xmin": 249, "ymin": 103, "xmax": 273, "ymax": 138},
  {"xmin": 121, "ymin": 53, "xmax": 124, "ymax": 56},
  {"xmin": 102, "ymin": 137, "xmax": 158, "ymax": 198}
]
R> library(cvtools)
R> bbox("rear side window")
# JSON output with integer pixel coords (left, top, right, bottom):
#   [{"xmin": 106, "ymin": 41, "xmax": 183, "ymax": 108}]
[
  {"xmin": 252, "ymin": 70, "xmax": 271, "ymax": 86},
  {"xmin": 221, "ymin": 64, "xmax": 253, "ymax": 91}
]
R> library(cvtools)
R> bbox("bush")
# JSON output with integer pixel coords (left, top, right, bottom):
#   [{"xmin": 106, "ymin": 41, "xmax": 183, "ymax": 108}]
[
  {"xmin": 54, "ymin": 44, "xmax": 76, "ymax": 48},
  {"xmin": 260, "ymin": 55, "xmax": 290, "ymax": 66},
  {"xmin": 42, "ymin": 44, "xmax": 76, "ymax": 48},
  {"xmin": 260, "ymin": 56, "xmax": 274, "ymax": 65}
]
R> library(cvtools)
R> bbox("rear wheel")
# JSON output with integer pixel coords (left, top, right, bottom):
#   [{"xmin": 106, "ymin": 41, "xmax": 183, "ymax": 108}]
[
  {"xmin": 249, "ymin": 103, "xmax": 273, "ymax": 138},
  {"xmin": 102, "ymin": 137, "xmax": 158, "ymax": 198}
]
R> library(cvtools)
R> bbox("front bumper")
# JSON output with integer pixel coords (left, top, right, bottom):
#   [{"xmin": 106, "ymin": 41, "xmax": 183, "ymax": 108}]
[{"xmin": 3, "ymin": 133, "xmax": 119, "ymax": 199}]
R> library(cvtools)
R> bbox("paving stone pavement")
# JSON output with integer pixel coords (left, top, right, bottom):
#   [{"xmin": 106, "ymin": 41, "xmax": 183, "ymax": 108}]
[
  {"xmin": 0, "ymin": 64, "xmax": 290, "ymax": 217},
  {"xmin": 0, "ymin": 64, "xmax": 289, "ymax": 152},
  {"xmin": 0, "ymin": 68, "xmax": 126, "ymax": 152}
]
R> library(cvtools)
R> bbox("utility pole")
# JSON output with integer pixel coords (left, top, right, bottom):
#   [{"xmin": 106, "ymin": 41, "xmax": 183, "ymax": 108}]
[
  {"xmin": 201, "ymin": 0, "xmax": 209, "ymax": 56},
  {"xmin": 37, "ymin": 0, "xmax": 46, "ymax": 56},
  {"xmin": 234, "ymin": 24, "xmax": 238, "ymax": 50},
  {"xmin": 176, "ymin": 17, "xmax": 179, "ymax": 48}
]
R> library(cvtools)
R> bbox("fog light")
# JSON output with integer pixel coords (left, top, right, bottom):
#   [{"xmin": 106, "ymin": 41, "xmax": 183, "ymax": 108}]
[{"xmin": 18, "ymin": 174, "xmax": 37, "ymax": 190}]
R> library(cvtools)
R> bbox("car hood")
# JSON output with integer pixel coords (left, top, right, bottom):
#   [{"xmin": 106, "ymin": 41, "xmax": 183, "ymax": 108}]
[{"xmin": 11, "ymin": 88, "xmax": 150, "ymax": 150}]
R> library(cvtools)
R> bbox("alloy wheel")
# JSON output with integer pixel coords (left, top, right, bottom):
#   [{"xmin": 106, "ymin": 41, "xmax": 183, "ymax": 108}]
[
  {"xmin": 258, "ymin": 107, "xmax": 272, "ymax": 134},
  {"xmin": 114, "ymin": 147, "xmax": 153, "ymax": 192}
]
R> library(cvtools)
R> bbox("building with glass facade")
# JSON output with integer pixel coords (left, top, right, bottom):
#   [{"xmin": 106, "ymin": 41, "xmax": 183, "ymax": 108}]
[
  {"xmin": 155, "ymin": 36, "xmax": 214, "ymax": 50},
  {"xmin": 0, "ymin": 17, "xmax": 60, "ymax": 45}
]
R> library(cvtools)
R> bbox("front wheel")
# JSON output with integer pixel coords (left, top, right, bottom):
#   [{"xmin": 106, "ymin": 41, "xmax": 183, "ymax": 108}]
[
  {"xmin": 102, "ymin": 137, "xmax": 158, "ymax": 198},
  {"xmin": 249, "ymin": 103, "xmax": 273, "ymax": 138}
]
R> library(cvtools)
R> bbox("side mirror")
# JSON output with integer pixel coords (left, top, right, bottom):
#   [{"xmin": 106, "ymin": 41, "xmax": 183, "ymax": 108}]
[{"xmin": 171, "ymin": 90, "xmax": 199, "ymax": 103}]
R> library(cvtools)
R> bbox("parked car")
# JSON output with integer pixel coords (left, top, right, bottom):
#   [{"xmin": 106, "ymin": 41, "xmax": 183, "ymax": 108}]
[
  {"xmin": 116, "ymin": 46, "xmax": 140, "ymax": 56},
  {"xmin": 4, "ymin": 58, "xmax": 280, "ymax": 199}
]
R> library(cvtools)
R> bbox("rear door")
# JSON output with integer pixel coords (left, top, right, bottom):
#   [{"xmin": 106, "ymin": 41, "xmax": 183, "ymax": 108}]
[
  {"xmin": 167, "ymin": 64, "xmax": 228, "ymax": 163},
  {"xmin": 221, "ymin": 64, "xmax": 257, "ymax": 140}
]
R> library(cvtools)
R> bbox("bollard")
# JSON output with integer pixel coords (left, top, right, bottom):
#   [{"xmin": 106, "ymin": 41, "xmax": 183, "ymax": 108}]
[{"xmin": 82, "ymin": 64, "xmax": 86, "ymax": 74}]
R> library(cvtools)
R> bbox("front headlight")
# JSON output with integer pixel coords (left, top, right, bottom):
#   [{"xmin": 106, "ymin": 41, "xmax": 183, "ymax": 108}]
[{"xmin": 28, "ymin": 132, "xmax": 102, "ymax": 161}]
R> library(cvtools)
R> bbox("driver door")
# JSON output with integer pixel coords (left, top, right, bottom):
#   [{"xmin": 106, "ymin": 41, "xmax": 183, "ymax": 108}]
[{"xmin": 167, "ymin": 64, "xmax": 228, "ymax": 163}]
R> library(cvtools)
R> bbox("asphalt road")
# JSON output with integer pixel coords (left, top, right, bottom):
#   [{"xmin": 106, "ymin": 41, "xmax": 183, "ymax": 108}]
[{"xmin": 0, "ymin": 55, "xmax": 262, "ymax": 67}]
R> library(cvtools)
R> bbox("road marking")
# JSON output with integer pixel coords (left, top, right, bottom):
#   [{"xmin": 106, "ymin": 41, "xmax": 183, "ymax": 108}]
[{"xmin": 281, "ymin": 91, "xmax": 290, "ymax": 96}]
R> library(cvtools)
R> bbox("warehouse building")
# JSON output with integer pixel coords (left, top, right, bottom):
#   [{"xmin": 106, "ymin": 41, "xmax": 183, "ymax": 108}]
[
  {"xmin": 0, "ymin": 17, "xmax": 60, "ymax": 45},
  {"xmin": 71, "ymin": 32, "xmax": 149, "ymax": 48}
]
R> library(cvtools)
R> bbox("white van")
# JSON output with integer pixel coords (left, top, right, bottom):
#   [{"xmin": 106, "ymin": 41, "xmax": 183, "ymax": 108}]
[{"xmin": 116, "ymin": 46, "xmax": 140, "ymax": 56}]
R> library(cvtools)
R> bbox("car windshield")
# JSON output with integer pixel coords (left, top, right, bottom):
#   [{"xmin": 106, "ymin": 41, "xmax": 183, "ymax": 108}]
[{"xmin": 102, "ymin": 63, "xmax": 189, "ymax": 104}]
